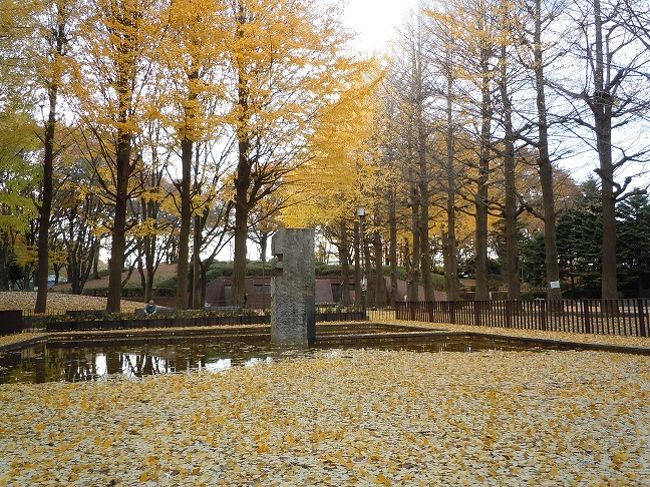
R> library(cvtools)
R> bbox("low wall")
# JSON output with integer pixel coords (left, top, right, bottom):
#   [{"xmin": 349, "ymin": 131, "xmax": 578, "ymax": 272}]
[
  {"xmin": 0, "ymin": 310, "xmax": 23, "ymax": 335},
  {"xmin": 37, "ymin": 310, "xmax": 367, "ymax": 332}
]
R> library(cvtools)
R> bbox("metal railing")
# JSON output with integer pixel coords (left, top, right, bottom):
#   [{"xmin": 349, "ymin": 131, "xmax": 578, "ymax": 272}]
[{"xmin": 393, "ymin": 299, "xmax": 650, "ymax": 337}]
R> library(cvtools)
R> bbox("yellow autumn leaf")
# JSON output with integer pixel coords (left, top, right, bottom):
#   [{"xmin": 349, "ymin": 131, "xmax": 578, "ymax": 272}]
[
  {"xmin": 611, "ymin": 450, "xmax": 630, "ymax": 468},
  {"xmin": 376, "ymin": 472, "xmax": 391, "ymax": 485},
  {"xmin": 256, "ymin": 442, "xmax": 270, "ymax": 454}
]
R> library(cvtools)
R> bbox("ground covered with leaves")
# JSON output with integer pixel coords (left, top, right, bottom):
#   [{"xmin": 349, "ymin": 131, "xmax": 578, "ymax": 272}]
[
  {"xmin": 1, "ymin": 349, "xmax": 648, "ymax": 485},
  {"xmin": 381, "ymin": 317, "xmax": 650, "ymax": 352},
  {"xmin": 0, "ymin": 333, "xmax": 46, "ymax": 349},
  {"xmin": 0, "ymin": 292, "xmax": 143, "ymax": 315}
]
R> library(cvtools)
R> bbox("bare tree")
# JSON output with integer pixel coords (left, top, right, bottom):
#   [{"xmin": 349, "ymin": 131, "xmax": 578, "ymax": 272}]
[
  {"xmin": 555, "ymin": 0, "xmax": 650, "ymax": 299},
  {"xmin": 389, "ymin": 7, "xmax": 437, "ymax": 301}
]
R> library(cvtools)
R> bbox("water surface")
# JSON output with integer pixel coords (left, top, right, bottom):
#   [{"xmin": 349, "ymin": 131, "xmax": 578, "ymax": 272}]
[{"xmin": 0, "ymin": 335, "xmax": 564, "ymax": 384}]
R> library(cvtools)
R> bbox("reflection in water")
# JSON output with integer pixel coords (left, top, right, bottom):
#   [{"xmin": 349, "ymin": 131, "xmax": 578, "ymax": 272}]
[
  {"xmin": 0, "ymin": 335, "xmax": 560, "ymax": 384},
  {"xmin": 204, "ymin": 358, "xmax": 232, "ymax": 373},
  {"xmin": 95, "ymin": 354, "xmax": 107, "ymax": 376},
  {"xmin": 0, "ymin": 339, "xmax": 296, "ymax": 384}
]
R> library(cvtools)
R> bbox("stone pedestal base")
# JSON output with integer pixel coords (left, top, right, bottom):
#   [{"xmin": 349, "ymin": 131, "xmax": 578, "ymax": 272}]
[{"xmin": 270, "ymin": 228, "xmax": 315, "ymax": 347}]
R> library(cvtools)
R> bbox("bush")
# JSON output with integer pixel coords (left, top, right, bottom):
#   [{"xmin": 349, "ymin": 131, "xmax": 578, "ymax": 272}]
[
  {"xmin": 520, "ymin": 289, "xmax": 547, "ymax": 300},
  {"xmin": 155, "ymin": 277, "xmax": 176, "ymax": 290},
  {"xmin": 207, "ymin": 260, "xmax": 278, "ymax": 279},
  {"xmin": 153, "ymin": 287, "xmax": 175, "ymax": 297}
]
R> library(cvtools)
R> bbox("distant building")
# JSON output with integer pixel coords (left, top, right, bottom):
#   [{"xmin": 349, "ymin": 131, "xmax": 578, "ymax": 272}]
[
  {"xmin": 205, "ymin": 276, "xmax": 446, "ymax": 307},
  {"xmin": 205, "ymin": 276, "xmax": 345, "ymax": 308}
]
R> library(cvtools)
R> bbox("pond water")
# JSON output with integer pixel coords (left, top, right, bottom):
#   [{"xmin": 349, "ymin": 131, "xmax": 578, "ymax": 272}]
[{"xmin": 0, "ymin": 334, "xmax": 569, "ymax": 384}]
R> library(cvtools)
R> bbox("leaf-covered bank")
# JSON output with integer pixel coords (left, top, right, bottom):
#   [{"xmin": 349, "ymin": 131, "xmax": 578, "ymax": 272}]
[{"xmin": 1, "ymin": 349, "xmax": 648, "ymax": 485}]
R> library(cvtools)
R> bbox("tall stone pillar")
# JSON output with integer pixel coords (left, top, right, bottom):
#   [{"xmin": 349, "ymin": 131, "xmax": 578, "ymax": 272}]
[{"xmin": 270, "ymin": 228, "xmax": 315, "ymax": 347}]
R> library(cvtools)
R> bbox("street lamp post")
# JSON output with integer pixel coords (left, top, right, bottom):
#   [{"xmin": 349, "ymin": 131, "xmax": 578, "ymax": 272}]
[{"xmin": 357, "ymin": 207, "xmax": 367, "ymax": 315}]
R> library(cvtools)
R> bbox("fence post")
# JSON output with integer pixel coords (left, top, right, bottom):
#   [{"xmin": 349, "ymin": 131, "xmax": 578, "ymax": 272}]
[
  {"xmin": 637, "ymin": 298, "xmax": 648, "ymax": 338},
  {"xmin": 450, "ymin": 301, "xmax": 456, "ymax": 324},
  {"xmin": 505, "ymin": 300, "xmax": 512, "ymax": 328},
  {"xmin": 583, "ymin": 300, "xmax": 592, "ymax": 334},
  {"xmin": 540, "ymin": 300, "xmax": 547, "ymax": 331},
  {"xmin": 474, "ymin": 301, "xmax": 481, "ymax": 326}
]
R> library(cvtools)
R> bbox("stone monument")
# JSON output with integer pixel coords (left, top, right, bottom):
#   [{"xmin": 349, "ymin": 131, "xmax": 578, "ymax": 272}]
[{"xmin": 270, "ymin": 228, "xmax": 316, "ymax": 347}]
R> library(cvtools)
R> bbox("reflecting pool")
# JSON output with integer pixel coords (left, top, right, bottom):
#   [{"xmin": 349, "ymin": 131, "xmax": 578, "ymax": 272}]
[{"xmin": 0, "ymin": 334, "xmax": 569, "ymax": 384}]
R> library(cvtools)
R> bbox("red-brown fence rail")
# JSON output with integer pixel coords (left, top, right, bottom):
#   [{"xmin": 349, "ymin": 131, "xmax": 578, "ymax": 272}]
[{"xmin": 394, "ymin": 299, "xmax": 650, "ymax": 337}]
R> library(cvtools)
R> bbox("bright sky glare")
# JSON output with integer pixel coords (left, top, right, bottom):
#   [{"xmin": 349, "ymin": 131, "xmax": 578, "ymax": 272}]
[{"xmin": 342, "ymin": 0, "xmax": 419, "ymax": 54}]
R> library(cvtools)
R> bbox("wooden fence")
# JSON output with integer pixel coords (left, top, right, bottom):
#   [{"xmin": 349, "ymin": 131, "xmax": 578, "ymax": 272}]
[{"xmin": 394, "ymin": 299, "xmax": 650, "ymax": 337}]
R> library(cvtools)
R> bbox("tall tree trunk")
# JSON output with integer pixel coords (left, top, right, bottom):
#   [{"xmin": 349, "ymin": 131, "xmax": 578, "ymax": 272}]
[
  {"xmin": 141, "ymin": 189, "xmax": 160, "ymax": 304},
  {"xmin": 69, "ymin": 252, "xmax": 78, "ymax": 294},
  {"xmin": 388, "ymin": 189, "xmax": 399, "ymax": 306},
  {"xmin": 232, "ymin": 202, "xmax": 249, "ymax": 306},
  {"xmin": 200, "ymin": 261, "xmax": 207, "ymax": 306},
  {"xmin": 362, "ymin": 217, "xmax": 371, "ymax": 305},
  {"xmin": 188, "ymin": 264, "xmax": 194, "ymax": 308},
  {"xmin": 137, "ymin": 253, "xmax": 146, "ymax": 301},
  {"xmin": 232, "ymin": 67, "xmax": 252, "ymax": 306},
  {"xmin": 106, "ymin": 146, "xmax": 129, "ymax": 312},
  {"xmin": 23, "ymin": 268, "xmax": 30, "ymax": 290},
  {"xmin": 499, "ymin": 35, "xmax": 521, "ymax": 300},
  {"xmin": 145, "ymin": 267, "xmax": 154, "ymax": 303},
  {"xmin": 79, "ymin": 242, "xmax": 94, "ymax": 294},
  {"xmin": 35, "ymin": 82, "xmax": 58, "ymax": 313},
  {"xmin": 408, "ymin": 181, "xmax": 421, "ymax": 301},
  {"xmin": 353, "ymin": 221, "xmax": 361, "ymax": 304},
  {"xmin": 92, "ymin": 240, "xmax": 100, "ymax": 280},
  {"xmin": 339, "ymin": 220, "xmax": 351, "ymax": 306},
  {"xmin": 176, "ymin": 138, "xmax": 192, "ymax": 309},
  {"xmin": 418, "ymin": 121, "xmax": 434, "ymax": 302},
  {"xmin": 106, "ymin": 8, "xmax": 136, "ymax": 313},
  {"xmin": 597, "ymin": 120, "xmax": 616, "ymax": 300},
  {"xmin": 176, "ymin": 137, "xmax": 193, "ymax": 309},
  {"xmin": 259, "ymin": 233, "xmax": 268, "ymax": 263},
  {"xmin": 592, "ymin": 0, "xmax": 617, "ymax": 300},
  {"xmin": 35, "ymin": 13, "xmax": 66, "ymax": 313},
  {"xmin": 0, "ymin": 240, "xmax": 7, "ymax": 290},
  {"xmin": 419, "ymin": 185, "xmax": 433, "ymax": 300},
  {"xmin": 444, "ymin": 193, "xmax": 460, "ymax": 300},
  {"xmin": 534, "ymin": 0, "xmax": 562, "ymax": 301},
  {"xmin": 191, "ymin": 214, "xmax": 203, "ymax": 308},
  {"xmin": 144, "ymin": 230, "xmax": 155, "ymax": 303},
  {"xmin": 475, "ymin": 46, "xmax": 491, "ymax": 301},
  {"xmin": 176, "ymin": 68, "xmax": 199, "ymax": 309},
  {"xmin": 373, "ymin": 232, "xmax": 385, "ymax": 307},
  {"xmin": 443, "ymin": 64, "xmax": 460, "ymax": 301}
]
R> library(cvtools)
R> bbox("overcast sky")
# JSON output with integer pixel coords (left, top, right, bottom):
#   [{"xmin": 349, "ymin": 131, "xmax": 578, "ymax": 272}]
[{"xmin": 342, "ymin": 0, "xmax": 419, "ymax": 54}]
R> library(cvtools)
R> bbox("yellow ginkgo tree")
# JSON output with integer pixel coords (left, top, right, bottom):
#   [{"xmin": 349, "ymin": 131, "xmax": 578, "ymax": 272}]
[
  {"xmin": 156, "ymin": 0, "xmax": 227, "ymax": 309},
  {"xmin": 71, "ymin": 0, "xmax": 162, "ymax": 312},
  {"xmin": 281, "ymin": 61, "xmax": 384, "ymax": 306},
  {"xmin": 281, "ymin": 62, "xmax": 383, "ymax": 228},
  {"xmin": 223, "ymin": 0, "xmax": 361, "ymax": 305}
]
